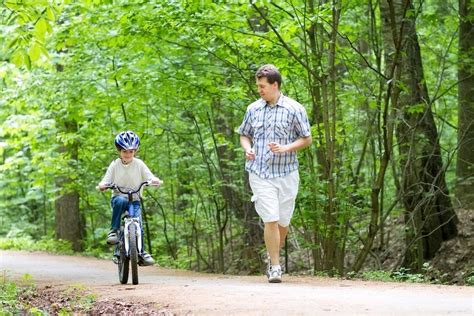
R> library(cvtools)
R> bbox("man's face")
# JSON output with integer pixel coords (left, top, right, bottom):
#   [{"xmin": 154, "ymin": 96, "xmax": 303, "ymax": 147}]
[
  {"xmin": 119, "ymin": 149, "xmax": 136, "ymax": 164},
  {"xmin": 256, "ymin": 77, "xmax": 279, "ymax": 102}
]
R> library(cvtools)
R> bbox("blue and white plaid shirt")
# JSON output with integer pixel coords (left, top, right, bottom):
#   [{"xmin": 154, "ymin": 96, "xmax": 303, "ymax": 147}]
[{"xmin": 238, "ymin": 94, "xmax": 311, "ymax": 179}]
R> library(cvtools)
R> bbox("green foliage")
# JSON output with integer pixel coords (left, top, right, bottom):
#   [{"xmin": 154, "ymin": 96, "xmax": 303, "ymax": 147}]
[
  {"xmin": 0, "ymin": 0, "xmax": 466, "ymax": 279},
  {"xmin": 0, "ymin": 274, "xmax": 37, "ymax": 315},
  {"xmin": 59, "ymin": 284, "xmax": 97, "ymax": 313},
  {"xmin": 361, "ymin": 270, "xmax": 394, "ymax": 282},
  {"xmin": 391, "ymin": 267, "xmax": 425, "ymax": 283},
  {"xmin": 0, "ymin": 275, "xmax": 96, "ymax": 315},
  {"xmin": 361, "ymin": 264, "xmax": 433, "ymax": 283},
  {"xmin": 0, "ymin": 279, "xmax": 21, "ymax": 314},
  {"xmin": 465, "ymin": 274, "xmax": 474, "ymax": 286},
  {"xmin": 0, "ymin": 237, "xmax": 73, "ymax": 254},
  {"xmin": 0, "ymin": 1, "xmax": 59, "ymax": 69},
  {"xmin": 361, "ymin": 269, "xmax": 424, "ymax": 283}
]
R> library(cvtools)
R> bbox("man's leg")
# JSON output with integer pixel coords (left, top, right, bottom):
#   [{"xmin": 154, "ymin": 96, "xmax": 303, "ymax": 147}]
[
  {"xmin": 266, "ymin": 223, "xmax": 288, "ymax": 265},
  {"xmin": 279, "ymin": 225, "xmax": 288, "ymax": 249},
  {"xmin": 264, "ymin": 221, "xmax": 281, "ymax": 266},
  {"xmin": 274, "ymin": 170, "xmax": 299, "ymax": 262},
  {"xmin": 265, "ymin": 221, "xmax": 283, "ymax": 283}
]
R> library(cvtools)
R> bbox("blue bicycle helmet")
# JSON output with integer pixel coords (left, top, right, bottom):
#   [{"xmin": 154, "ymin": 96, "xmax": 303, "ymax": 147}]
[{"xmin": 115, "ymin": 131, "xmax": 140, "ymax": 150}]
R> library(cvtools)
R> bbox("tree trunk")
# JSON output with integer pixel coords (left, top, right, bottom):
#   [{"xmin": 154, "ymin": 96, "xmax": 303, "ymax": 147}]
[
  {"xmin": 380, "ymin": 0, "xmax": 458, "ymax": 271},
  {"xmin": 456, "ymin": 0, "xmax": 474, "ymax": 208},
  {"xmin": 55, "ymin": 120, "xmax": 83, "ymax": 251},
  {"xmin": 55, "ymin": 188, "xmax": 81, "ymax": 251},
  {"xmin": 304, "ymin": 0, "xmax": 345, "ymax": 275}
]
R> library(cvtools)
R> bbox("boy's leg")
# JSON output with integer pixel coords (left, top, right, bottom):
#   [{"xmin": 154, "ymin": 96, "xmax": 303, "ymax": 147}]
[
  {"xmin": 111, "ymin": 196, "xmax": 128, "ymax": 230},
  {"xmin": 108, "ymin": 196, "xmax": 128, "ymax": 245}
]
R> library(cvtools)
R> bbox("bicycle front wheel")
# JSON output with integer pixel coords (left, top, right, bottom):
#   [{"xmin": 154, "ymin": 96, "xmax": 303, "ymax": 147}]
[
  {"xmin": 118, "ymin": 231, "xmax": 129, "ymax": 284},
  {"xmin": 129, "ymin": 223, "xmax": 139, "ymax": 285}
]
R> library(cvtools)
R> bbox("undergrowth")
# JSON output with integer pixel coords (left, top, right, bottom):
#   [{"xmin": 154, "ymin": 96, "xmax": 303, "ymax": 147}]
[{"xmin": 0, "ymin": 273, "xmax": 97, "ymax": 315}]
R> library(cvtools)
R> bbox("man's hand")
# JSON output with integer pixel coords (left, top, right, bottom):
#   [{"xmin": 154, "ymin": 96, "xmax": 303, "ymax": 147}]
[
  {"xmin": 268, "ymin": 142, "xmax": 288, "ymax": 153},
  {"xmin": 240, "ymin": 135, "xmax": 255, "ymax": 160},
  {"xmin": 245, "ymin": 148, "xmax": 256, "ymax": 160}
]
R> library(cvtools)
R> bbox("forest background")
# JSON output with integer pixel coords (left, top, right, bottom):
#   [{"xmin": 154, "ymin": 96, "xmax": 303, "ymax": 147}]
[{"xmin": 0, "ymin": 0, "xmax": 472, "ymax": 285}]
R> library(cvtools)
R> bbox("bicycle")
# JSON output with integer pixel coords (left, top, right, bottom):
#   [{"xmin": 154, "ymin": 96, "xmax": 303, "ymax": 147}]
[{"xmin": 101, "ymin": 180, "xmax": 158, "ymax": 285}]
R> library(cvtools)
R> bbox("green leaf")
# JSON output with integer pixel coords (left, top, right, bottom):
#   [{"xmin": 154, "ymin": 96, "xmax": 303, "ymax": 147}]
[
  {"xmin": 23, "ymin": 51, "xmax": 31, "ymax": 69},
  {"xmin": 34, "ymin": 18, "xmax": 48, "ymax": 41},
  {"xmin": 46, "ymin": 7, "xmax": 56, "ymax": 21},
  {"xmin": 28, "ymin": 42, "xmax": 42, "ymax": 62},
  {"xmin": 406, "ymin": 103, "xmax": 425, "ymax": 114},
  {"xmin": 11, "ymin": 49, "xmax": 25, "ymax": 68}
]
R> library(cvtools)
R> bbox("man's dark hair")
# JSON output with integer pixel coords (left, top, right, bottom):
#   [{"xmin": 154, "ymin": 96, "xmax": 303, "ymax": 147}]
[{"xmin": 255, "ymin": 64, "xmax": 282, "ymax": 88}]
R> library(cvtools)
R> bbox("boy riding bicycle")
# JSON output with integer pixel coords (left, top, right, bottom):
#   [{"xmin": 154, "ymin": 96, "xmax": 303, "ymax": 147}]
[{"xmin": 97, "ymin": 131, "xmax": 161, "ymax": 266}]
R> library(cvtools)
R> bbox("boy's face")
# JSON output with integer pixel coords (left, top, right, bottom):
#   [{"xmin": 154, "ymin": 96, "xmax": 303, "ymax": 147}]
[{"xmin": 119, "ymin": 149, "xmax": 136, "ymax": 164}]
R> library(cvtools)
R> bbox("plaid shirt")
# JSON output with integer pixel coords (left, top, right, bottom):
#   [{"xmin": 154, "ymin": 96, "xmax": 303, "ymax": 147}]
[{"xmin": 238, "ymin": 94, "xmax": 311, "ymax": 179}]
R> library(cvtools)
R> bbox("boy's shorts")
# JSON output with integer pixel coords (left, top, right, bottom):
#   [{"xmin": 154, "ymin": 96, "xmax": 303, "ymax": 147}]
[{"xmin": 249, "ymin": 170, "xmax": 299, "ymax": 227}]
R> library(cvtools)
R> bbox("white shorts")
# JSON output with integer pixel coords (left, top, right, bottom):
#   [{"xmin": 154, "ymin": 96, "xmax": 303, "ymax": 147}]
[{"xmin": 249, "ymin": 170, "xmax": 299, "ymax": 227}]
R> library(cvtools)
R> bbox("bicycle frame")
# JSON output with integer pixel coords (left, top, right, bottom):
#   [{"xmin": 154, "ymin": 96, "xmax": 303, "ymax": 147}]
[{"xmin": 113, "ymin": 181, "xmax": 151, "ymax": 257}]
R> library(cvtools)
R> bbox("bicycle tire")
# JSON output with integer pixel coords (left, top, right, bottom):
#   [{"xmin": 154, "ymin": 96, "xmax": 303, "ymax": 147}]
[
  {"xmin": 129, "ymin": 223, "xmax": 139, "ymax": 285},
  {"xmin": 118, "ymin": 231, "xmax": 129, "ymax": 284}
]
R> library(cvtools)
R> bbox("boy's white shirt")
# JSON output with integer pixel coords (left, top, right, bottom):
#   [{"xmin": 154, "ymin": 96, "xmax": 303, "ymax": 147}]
[{"xmin": 99, "ymin": 158, "xmax": 156, "ymax": 201}]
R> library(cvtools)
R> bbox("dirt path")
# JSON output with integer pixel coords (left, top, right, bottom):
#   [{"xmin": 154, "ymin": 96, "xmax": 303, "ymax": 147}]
[{"xmin": 1, "ymin": 250, "xmax": 472, "ymax": 315}]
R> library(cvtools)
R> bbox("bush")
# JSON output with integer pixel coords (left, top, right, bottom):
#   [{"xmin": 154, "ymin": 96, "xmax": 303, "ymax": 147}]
[
  {"xmin": 361, "ymin": 270, "xmax": 393, "ymax": 282},
  {"xmin": 0, "ymin": 237, "xmax": 73, "ymax": 254}
]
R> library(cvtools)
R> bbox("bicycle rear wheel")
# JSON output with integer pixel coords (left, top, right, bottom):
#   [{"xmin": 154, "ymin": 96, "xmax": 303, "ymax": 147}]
[
  {"xmin": 118, "ymin": 231, "xmax": 129, "ymax": 284},
  {"xmin": 129, "ymin": 223, "xmax": 139, "ymax": 285}
]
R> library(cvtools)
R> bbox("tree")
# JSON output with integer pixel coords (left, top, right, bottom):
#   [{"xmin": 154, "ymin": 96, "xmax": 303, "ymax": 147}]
[
  {"xmin": 456, "ymin": 0, "xmax": 474, "ymax": 208},
  {"xmin": 380, "ymin": 0, "xmax": 458, "ymax": 270}
]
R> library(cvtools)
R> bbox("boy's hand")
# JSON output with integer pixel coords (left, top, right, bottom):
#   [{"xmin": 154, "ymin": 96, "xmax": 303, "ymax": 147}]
[
  {"xmin": 97, "ymin": 183, "xmax": 109, "ymax": 191},
  {"xmin": 150, "ymin": 178, "xmax": 163, "ymax": 187}
]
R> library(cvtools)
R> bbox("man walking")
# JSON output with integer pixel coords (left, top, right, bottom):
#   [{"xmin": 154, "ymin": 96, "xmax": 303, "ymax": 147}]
[{"xmin": 238, "ymin": 64, "xmax": 312, "ymax": 283}]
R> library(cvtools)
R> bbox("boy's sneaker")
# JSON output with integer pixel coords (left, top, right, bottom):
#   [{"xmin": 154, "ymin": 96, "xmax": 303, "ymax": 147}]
[
  {"xmin": 112, "ymin": 255, "xmax": 119, "ymax": 264},
  {"xmin": 267, "ymin": 265, "xmax": 282, "ymax": 283},
  {"xmin": 138, "ymin": 251, "xmax": 155, "ymax": 266},
  {"xmin": 106, "ymin": 230, "xmax": 118, "ymax": 245}
]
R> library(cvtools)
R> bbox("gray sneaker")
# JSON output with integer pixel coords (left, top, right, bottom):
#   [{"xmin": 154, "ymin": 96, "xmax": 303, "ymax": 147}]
[
  {"xmin": 265, "ymin": 252, "xmax": 271, "ymax": 272},
  {"xmin": 267, "ymin": 265, "xmax": 282, "ymax": 283},
  {"xmin": 106, "ymin": 230, "xmax": 118, "ymax": 245},
  {"xmin": 138, "ymin": 251, "xmax": 155, "ymax": 266}
]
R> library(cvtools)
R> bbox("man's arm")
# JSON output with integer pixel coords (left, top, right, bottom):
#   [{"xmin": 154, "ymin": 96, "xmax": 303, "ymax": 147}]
[
  {"xmin": 269, "ymin": 135, "xmax": 312, "ymax": 153},
  {"xmin": 240, "ymin": 135, "xmax": 256, "ymax": 160}
]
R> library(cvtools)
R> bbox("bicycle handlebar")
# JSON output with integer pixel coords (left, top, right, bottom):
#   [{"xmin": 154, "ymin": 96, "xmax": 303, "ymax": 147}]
[
  {"xmin": 108, "ymin": 181, "xmax": 151, "ymax": 194},
  {"xmin": 96, "ymin": 180, "xmax": 162, "ymax": 195}
]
